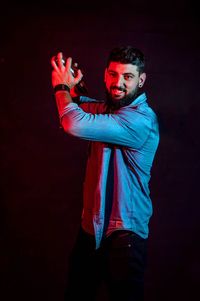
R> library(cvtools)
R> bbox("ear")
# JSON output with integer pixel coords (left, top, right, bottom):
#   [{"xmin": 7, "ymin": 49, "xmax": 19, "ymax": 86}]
[{"xmin": 139, "ymin": 72, "xmax": 146, "ymax": 87}]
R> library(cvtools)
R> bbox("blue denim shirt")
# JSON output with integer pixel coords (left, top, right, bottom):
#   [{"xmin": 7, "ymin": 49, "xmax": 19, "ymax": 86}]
[{"xmin": 59, "ymin": 92, "xmax": 159, "ymax": 248}]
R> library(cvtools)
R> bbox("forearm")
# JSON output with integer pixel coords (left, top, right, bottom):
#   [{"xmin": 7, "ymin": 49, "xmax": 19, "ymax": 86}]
[{"xmin": 55, "ymin": 91, "xmax": 72, "ymax": 116}]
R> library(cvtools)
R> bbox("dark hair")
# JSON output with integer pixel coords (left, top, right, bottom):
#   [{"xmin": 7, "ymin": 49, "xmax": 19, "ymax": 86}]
[{"xmin": 106, "ymin": 46, "xmax": 145, "ymax": 74}]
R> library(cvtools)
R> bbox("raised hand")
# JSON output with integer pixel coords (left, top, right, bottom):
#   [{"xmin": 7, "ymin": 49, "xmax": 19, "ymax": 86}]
[{"xmin": 51, "ymin": 52, "xmax": 83, "ymax": 89}]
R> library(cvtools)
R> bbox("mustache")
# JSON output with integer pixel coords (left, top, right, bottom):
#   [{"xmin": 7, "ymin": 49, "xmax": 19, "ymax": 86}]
[{"xmin": 111, "ymin": 86, "xmax": 126, "ymax": 92}]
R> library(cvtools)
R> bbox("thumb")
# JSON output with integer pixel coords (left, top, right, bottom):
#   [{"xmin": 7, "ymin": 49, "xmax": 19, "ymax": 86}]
[{"xmin": 74, "ymin": 69, "xmax": 83, "ymax": 85}]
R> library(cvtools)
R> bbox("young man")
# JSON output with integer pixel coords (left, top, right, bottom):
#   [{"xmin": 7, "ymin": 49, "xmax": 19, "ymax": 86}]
[{"xmin": 51, "ymin": 46, "xmax": 159, "ymax": 301}]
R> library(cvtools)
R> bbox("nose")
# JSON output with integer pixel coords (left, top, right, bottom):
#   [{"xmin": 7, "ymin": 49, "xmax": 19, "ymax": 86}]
[{"xmin": 114, "ymin": 75, "xmax": 124, "ymax": 87}]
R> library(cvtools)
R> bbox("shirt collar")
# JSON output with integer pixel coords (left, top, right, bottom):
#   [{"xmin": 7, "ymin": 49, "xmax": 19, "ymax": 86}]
[{"xmin": 126, "ymin": 92, "xmax": 147, "ymax": 108}]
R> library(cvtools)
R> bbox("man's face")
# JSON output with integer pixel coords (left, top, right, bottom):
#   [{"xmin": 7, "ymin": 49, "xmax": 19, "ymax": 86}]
[{"xmin": 104, "ymin": 62, "xmax": 146, "ymax": 106}]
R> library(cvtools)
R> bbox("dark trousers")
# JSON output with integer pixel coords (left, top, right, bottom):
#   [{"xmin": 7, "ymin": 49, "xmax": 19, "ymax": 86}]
[{"xmin": 64, "ymin": 227, "xmax": 147, "ymax": 301}]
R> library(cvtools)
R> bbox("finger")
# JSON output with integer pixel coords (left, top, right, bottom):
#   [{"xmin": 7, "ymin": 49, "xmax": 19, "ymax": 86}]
[
  {"xmin": 56, "ymin": 52, "xmax": 64, "ymax": 68},
  {"xmin": 65, "ymin": 57, "xmax": 72, "ymax": 72},
  {"xmin": 74, "ymin": 69, "xmax": 83, "ymax": 84},
  {"xmin": 51, "ymin": 55, "xmax": 59, "ymax": 70}
]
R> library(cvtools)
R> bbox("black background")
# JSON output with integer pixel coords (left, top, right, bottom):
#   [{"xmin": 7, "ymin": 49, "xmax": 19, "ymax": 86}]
[{"xmin": 0, "ymin": 1, "xmax": 199, "ymax": 300}]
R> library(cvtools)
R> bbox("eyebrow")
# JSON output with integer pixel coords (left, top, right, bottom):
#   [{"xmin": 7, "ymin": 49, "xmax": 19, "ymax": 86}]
[{"xmin": 108, "ymin": 69, "xmax": 135, "ymax": 76}]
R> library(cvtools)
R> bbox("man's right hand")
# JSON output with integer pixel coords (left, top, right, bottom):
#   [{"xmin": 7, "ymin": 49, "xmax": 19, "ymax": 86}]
[{"xmin": 51, "ymin": 52, "xmax": 83, "ymax": 90}]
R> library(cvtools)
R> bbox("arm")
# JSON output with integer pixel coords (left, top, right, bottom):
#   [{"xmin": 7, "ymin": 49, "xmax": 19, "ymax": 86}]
[
  {"xmin": 51, "ymin": 52, "xmax": 152, "ymax": 149},
  {"xmin": 59, "ymin": 100, "xmax": 152, "ymax": 149}
]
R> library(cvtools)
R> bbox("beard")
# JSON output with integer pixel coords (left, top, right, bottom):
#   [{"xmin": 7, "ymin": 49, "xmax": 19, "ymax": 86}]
[{"xmin": 105, "ymin": 85, "xmax": 141, "ymax": 112}]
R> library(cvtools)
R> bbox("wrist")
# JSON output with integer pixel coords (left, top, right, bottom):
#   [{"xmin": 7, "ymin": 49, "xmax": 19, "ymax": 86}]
[{"xmin": 54, "ymin": 84, "xmax": 70, "ymax": 93}]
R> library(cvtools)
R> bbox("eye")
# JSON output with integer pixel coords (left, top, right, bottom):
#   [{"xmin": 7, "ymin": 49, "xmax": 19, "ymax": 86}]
[
  {"xmin": 108, "ymin": 71, "xmax": 117, "ymax": 78},
  {"xmin": 124, "ymin": 74, "xmax": 134, "ymax": 80}
]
